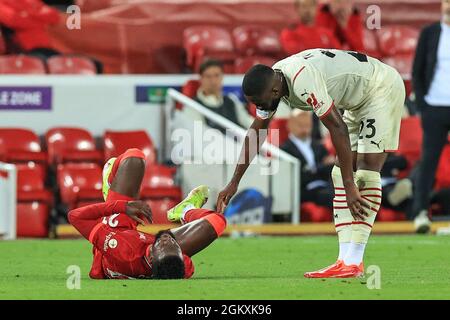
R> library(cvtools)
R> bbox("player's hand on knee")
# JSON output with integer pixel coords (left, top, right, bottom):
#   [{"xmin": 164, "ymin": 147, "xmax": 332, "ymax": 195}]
[
  {"xmin": 346, "ymin": 186, "xmax": 370, "ymax": 220},
  {"xmin": 126, "ymin": 201, "xmax": 153, "ymax": 225},
  {"xmin": 216, "ymin": 182, "xmax": 238, "ymax": 213}
]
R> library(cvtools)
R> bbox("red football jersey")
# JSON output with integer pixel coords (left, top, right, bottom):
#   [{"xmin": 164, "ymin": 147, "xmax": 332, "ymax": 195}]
[{"xmin": 68, "ymin": 201, "xmax": 194, "ymax": 279}]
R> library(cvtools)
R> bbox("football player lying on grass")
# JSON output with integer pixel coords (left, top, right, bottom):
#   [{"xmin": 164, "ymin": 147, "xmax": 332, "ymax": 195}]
[{"xmin": 68, "ymin": 148, "xmax": 226, "ymax": 279}]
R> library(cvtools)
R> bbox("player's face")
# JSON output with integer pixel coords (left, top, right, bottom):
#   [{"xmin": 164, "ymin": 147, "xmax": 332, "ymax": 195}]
[
  {"xmin": 152, "ymin": 232, "xmax": 183, "ymax": 262},
  {"xmin": 245, "ymin": 73, "xmax": 283, "ymax": 112},
  {"xmin": 200, "ymin": 66, "xmax": 224, "ymax": 95},
  {"xmin": 295, "ymin": 0, "xmax": 318, "ymax": 25}
]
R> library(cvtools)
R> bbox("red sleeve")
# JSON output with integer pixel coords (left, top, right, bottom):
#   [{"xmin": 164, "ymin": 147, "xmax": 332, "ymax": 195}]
[
  {"xmin": 68, "ymin": 201, "xmax": 128, "ymax": 240},
  {"xmin": 280, "ymin": 28, "xmax": 303, "ymax": 56},
  {"xmin": 342, "ymin": 13, "xmax": 364, "ymax": 51}
]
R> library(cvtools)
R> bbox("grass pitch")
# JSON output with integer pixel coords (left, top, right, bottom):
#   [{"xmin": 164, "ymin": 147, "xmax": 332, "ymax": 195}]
[{"xmin": 1, "ymin": 235, "xmax": 450, "ymax": 300}]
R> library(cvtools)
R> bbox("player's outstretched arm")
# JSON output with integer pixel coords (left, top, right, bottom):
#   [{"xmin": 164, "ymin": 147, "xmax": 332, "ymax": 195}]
[
  {"xmin": 320, "ymin": 106, "xmax": 369, "ymax": 220},
  {"xmin": 216, "ymin": 116, "xmax": 272, "ymax": 213}
]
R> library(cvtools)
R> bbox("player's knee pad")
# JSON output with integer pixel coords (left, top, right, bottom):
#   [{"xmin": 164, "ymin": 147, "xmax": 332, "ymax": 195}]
[
  {"xmin": 204, "ymin": 214, "xmax": 227, "ymax": 237},
  {"xmin": 352, "ymin": 169, "xmax": 382, "ymax": 244}
]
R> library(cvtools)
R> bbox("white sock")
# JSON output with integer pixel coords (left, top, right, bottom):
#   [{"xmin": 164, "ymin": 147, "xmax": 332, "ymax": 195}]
[
  {"xmin": 343, "ymin": 242, "xmax": 366, "ymax": 266},
  {"xmin": 338, "ymin": 242, "xmax": 350, "ymax": 261},
  {"xmin": 181, "ymin": 204, "xmax": 196, "ymax": 221}
]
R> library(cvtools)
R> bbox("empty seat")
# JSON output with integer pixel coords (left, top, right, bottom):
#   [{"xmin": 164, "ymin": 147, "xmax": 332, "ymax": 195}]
[
  {"xmin": 57, "ymin": 163, "xmax": 103, "ymax": 210},
  {"xmin": 377, "ymin": 25, "xmax": 419, "ymax": 56},
  {"xmin": 0, "ymin": 55, "xmax": 46, "ymax": 74},
  {"xmin": 398, "ymin": 116, "xmax": 422, "ymax": 167},
  {"xmin": 0, "ymin": 128, "xmax": 47, "ymax": 164},
  {"xmin": 234, "ymin": 56, "xmax": 276, "ymax": 74},
  {"xmin": 140, "ymin": 164, "xmax": 182, "ymax": 201},
  {"xmin": 0, "ymin": 31, "xmax": 6, "ymax": 55},
  {"xmin": 182, "ymin": 79, "xmax": 201, "ymax": 99},
  {"xmin": 145, "ymin": 199, "xmax": 179, "ymax": 224},
  {"xmin": 435, "ymin": 144, "xmax": 450, "ymax": 190},
  {"xmin": 232, "ymin": 25, "xmax": 281, "ymax": 57},
  {"xmin": 267, "ymin": 118, "xmax": 289, "ymax": 147},
  {"xmin": 16, "ymin": 163, "xmax": 52, "ymax": 204},
  {"xmin": 46, "ymin": 127, "xmax": 103, "ymax": 165},
  {"xmin": 300, "ymin": 202, "xmax": 332, "ymax": 222},
  {"xmin": 183, "ymin": 26, "xmax": 235, "ymax": 72},
  {"xmin": 382, "ymin": 53, "xmax": 414, "ymax": 78},
  {"xmin": 47, "ymin": 56, "xmax": 97, "ymax": 75},
  {"xmin": 104, "ymin": 130, "xmax": 156, "ymax": 164},
  {"xmin": 362, "ymin": 29, "xmax": 382, "ymax": 59},
  {"xmin": 17, "ymin": 202, "xmax": 50, "ymax": 238}
]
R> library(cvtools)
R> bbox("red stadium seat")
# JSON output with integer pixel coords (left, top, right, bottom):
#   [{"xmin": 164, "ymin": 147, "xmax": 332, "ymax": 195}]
[
  {"xmin": 46, "ymin": 127, "xmax": 103, "ymax": 165},
  {"xmin": 362, "ymin": 29, "xmax": 382, "ymax": 59},
  {"xmin": 57, "ymin": 163, "xmax": 103, "ymax": 210},
  {"xmin": 267, "ymin": 118, "xmax": 289, "ymax": 147},
  {"xmin": 232, "ymin": 25, "xmax": 281, "ymax": 57},
  {"xmin": 0, "ymin": 128, "xmax": 47, "ymax": 165},
  {"xmin": 377, "ymin": 25, "xmax": 419, "ymax": 56},
  {"xmin": 377, "ymin": 208, "xmax": 406, "ymax": 222},
  {"xmin": 103, "ymin": 130, "xmax": 156, "ymax": 164},
  {"xmin": 234, "ymin": 56, "xmax": 276, "ymax": 74},
  {"xmin": 0, "ymin": 30, "xmax": 6, "ymax": 55},
  {"xmin": 140, "ymin": 164, "xmax": 181, "ymax": 201},
  {"xmin": 435, "ymin": 144, "xmax": 450, "ymax": 190},
  {"xmin": 398, "ymin": 116, "xmax": 423, "ymax": 170},
  {"xmin": 16, "ymin": 163, "xmax": 52, "ymax": 204},
  {"xmin": 145, "ymin": 199, "xmax": 179, "ymax": 224},
  {"xmin": 0, "ymin": 55, "xmax": 46, "ymax": 74},
  {"xmin": 182, "ymin": 79, "xmax": 200, "ymax": 99},
  {"xmin": 47, "ymin": 56, "xmax": 97, "ymax": 75},
  {"xmin": 382, "ymin": 53, "xmax": 414, "ymax": 78},
  {"xmin": 183, "ymin": 26, "xmax": 235, "ymax": 72},
  {"xmin": 17, "ymin": 202, "xmax": 50, "ymax": 238},
  {"xmin": 300, "ymin": 202, "xmax": 332, "ymax": 222}
]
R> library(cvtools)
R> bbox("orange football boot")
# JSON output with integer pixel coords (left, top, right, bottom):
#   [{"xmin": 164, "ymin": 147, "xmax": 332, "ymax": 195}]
[
  {"xmin": 304, "ymin": 260, "xmax": 344, "ymax": 278},
  {"xmin": 328, "ymin": 262, "xmax": 364, "ymax": 278}
]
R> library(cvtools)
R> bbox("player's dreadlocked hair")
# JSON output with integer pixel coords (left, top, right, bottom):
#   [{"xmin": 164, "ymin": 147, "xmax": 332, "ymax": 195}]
[
  {"xmin": 152, "ymin": 255, "xmax": 185, "ymax": 279},
  {"xmin": 152, "ymin": 230, "xmax": 185, "ymax": 279},
  {"xmin": 242, "ymin": 64, "xmax": 274, "ymax": 97}
]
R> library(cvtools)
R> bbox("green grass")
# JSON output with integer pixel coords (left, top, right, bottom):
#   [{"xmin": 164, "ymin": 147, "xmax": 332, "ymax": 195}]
[{"xmin": 1, "ymin": 235, "xmax": 450, "ymax": 300}]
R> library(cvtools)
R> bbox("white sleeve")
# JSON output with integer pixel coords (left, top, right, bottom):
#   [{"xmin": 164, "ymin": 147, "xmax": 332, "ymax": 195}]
[{"xmin": 293, "ymin": 65, "xmax": 334, "ymax": 119}]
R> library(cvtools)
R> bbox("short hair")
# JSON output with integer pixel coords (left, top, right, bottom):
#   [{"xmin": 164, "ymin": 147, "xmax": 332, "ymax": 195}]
[
  {"xmin": 152, "ymin": 255, "xmax": 185, "ymax": 280},
  {"xmin": 242, "ymin": 64, "xmax": 274, "ymax": 97},
  {"xmin": 199, "ymin": 59, "xmax": 224, "ymax": 75},
  {"xmin": 151, "ymin": 230, "xmax": 185, "ymax": 279}
]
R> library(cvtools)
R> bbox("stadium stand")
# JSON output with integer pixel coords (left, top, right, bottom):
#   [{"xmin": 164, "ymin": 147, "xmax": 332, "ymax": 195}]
[
  {"xmin": 377, "ymin": 25, "xmax": 419, "ymax": 57},
  {"xmin": 232, "ymin": 25, "xmax": 281, "ymax": 58},
  {"xmin": 0, "ymin": 128, "xmax": 48, "ymax": 168},
  {"xmin": 104, "ymin": 130, "xmax": 181, "ymax": 200},
  {"xmin": 234, "ymin": 56, "xmax": 277, "ymax": 74},
  {"xmin": 46, "ymin": 56, "xmax": 97, "ymax": 75},
  {"xmin": 0, "ymin": 55, "xmax": 46, "ymax": 74},
  {"xmin": 45, "ymin": 127, "xmax": 103, "ymax": 166},
  {"xmin": 183, "ymin": 26, "xmax": 236, "ymax": 73},
  {"xmin": 57, "ymin": 163, "xmax": 103, "ymax": 210},
  {"xmin": 15, "ymin": 163, "xmax": 52, "ymax": 237},
  {"xmin": 0, "ymin": 30, "xmax": 6, "ymax": 55}
]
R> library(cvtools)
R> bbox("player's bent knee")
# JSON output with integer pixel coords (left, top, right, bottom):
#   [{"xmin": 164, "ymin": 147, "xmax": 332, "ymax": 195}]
[{"xmin": 204, "ymin": 214, "xmax": 227, "ymax": 237}]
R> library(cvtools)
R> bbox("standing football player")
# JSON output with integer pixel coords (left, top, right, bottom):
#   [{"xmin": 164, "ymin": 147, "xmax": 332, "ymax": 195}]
[
  {"xmin": 69, "ymin": 148, "xmax": 226, "ymax": 279},
  {"xmin": 216, "ymin": 49, "xmax": 405, "ymax": 278}
]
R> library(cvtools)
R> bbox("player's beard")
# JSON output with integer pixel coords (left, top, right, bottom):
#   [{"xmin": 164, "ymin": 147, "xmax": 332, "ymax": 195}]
[{"xmin": 267, "ymin": 98, "xmax": 281, "ymax": 111}]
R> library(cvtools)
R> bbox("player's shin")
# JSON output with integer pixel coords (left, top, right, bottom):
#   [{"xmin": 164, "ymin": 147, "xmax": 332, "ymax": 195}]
[
  {"xmin": 344, "ymin": 169, "xmax": 381, "ymax": 266},
  {"xmin": 332, "ymin": 165, "xmax": 353, "ymax": 261}
]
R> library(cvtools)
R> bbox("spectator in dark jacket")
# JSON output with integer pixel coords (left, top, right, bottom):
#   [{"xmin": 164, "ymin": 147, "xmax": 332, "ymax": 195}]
[
  {"xmin": 411, "ymin": 0, "xmax": 450, "ymax": 233},
  {"xmin": 281, "ymin": 110, "xmax": 335, "ymax": 208}
]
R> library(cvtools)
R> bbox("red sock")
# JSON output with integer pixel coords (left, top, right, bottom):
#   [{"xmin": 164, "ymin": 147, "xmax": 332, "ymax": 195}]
[
  {"xmin": 204, "ymin": 213, "xmax": 227, "ymax": 237},
  {"xmin": 183, "ymin": 209, "xmax": 215, "ymax": 223}
]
